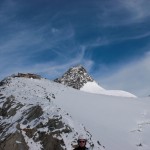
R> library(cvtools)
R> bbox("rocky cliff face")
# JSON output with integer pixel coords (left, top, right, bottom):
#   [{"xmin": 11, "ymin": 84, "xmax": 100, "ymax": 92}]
[
  {"xmin": 54, "ymin": 65, "xmax": 94, "ymax": 89},
  {"xmin": 0, "ymin": 76, "xmax": 104, "ymax": 150}
]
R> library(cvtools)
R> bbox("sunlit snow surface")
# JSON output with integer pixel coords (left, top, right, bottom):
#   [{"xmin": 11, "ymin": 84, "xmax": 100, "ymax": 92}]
[
  {"xmin": 80, "ymin": 81, "xmax": 137, "ymax": 98},
  {"xmin": 1, "ymin": 77, "xmax": 150, "ymax": 150},
  {"xmin": 55, "ymin": 85, "xmax": 150, "ymax": 150}
]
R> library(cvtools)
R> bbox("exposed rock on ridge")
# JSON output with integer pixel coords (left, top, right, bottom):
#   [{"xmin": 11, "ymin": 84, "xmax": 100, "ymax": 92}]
[
  {"xmin": 14, "ymin": 73, "xmax": 41, "ymax": 79},
  {"xmin": 54, "ymin": 65, "xmax": 136, "ymax": 98},
  {"xmin": 0, "ymin": 76, "xmax": 104, "ymax": 150},
  {"xmin": 54, "ymin": 65, "xmax": 94, "ymax": 89}
]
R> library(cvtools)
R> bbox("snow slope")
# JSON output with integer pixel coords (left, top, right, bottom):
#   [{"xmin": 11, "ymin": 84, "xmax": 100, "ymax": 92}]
[
  {"xmin": 0, "ymin": 77, "xmax": 104, "ymax": 150},
  {"xmin": 80, "ymin": 81, "xmax": 137, "ymax": 98},
  {"xmin": 55, "ymin": 87, "xmax": 150, "ymax": 150},
  {"xmin": 0, "ymin": 76, "xmax": 150, "ymax": 150}
]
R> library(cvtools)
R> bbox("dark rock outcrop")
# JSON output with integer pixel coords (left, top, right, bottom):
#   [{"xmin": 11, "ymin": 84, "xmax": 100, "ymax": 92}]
[
  {"xmin": 54, "ymin": 65, "xmax": 93, "ymax": 89},
  {"xmin": 0, "ymin": 95, "xmax": 24, "ymax": 118},
  {"xmin": 0, "ymin": 131, "xmax": 29, "ymax": 150},
  {"xmin": 14, "ymin": 73, "xmax": 41, "ymax": 79}
]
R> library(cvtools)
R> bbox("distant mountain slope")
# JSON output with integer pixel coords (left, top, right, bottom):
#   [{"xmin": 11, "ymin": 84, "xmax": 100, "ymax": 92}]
[
  {"xmin": 80, "ymin": 81, "xmax": 136, "ymax": 97},
  {"xmin": 0, "ymin": 75, "xmax": 104, "ymax": 150},
  {"xmin": 54, "ymin": 65, "xmax": 136, "ymax": 98}
]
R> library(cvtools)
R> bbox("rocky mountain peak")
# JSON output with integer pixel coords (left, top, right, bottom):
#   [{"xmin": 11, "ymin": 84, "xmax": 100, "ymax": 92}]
[{"xmin": 54, "ymin": 65, "xmax": 94, "ymax": 89}]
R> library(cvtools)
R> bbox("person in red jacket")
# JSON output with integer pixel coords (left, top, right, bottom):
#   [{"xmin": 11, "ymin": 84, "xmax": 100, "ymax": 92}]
[{"xmin": 74, "ymin": 134, "xmax": 88, "ymax": 150}]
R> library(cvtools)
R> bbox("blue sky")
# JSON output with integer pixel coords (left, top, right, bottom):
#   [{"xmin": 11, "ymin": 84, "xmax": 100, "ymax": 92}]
[{"xmin": 0, "ymin": 0, "xmax": 150, "ymax": 97}]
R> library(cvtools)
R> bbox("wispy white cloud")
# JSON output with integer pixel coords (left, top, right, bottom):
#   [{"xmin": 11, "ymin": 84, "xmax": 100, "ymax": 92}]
[
  {"xmin": 121, "ymin": 0, "xmax": 150, "ymax": 22},
  {"xmin": 0, "ymin": 39, "xmax": 93, "ymax": 81},
  {"xmin": 79, "ymin": 30, "xmax": 150, "ymax": 52},
  {"xmin": 26, "ymin": 45, "xmax": 94, "ymax": 79},
  {"xmin": 119, "ymin": 31, "xmax": 150, "ymax": 41},
  {"xmin": 97, "ymin": 50, "xmax": 150, "ymax": 97},
  {"xmin": 97, "ymin": 0, "xmax": 150, "ymax": 27},
  {"xmin": 0, "ymin": 1, "xmax": 77, "ymax": 80}
]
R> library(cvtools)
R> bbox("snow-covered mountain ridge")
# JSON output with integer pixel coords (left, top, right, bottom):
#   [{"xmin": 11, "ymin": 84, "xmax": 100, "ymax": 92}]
[
  {"xmin": 0, "ymin": 68, "xmax": 150, "ymax": 150},
  {"xmin": 0, "ymin": 75, "xmax": 104, "ymax": 150},
  {"xmin": 54, "ymin": 65, "xmax": 136, "ymax": 98}
]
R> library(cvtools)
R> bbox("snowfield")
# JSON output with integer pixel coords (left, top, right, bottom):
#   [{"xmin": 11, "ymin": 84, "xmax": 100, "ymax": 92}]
[
  {"xmin": 0, "ymin": 76, "xmax": 150, "ymax": 150},
  {"xmin": 80, "ymin": 81, "xmax": 137, "ymax": 98},
  {"xmin": 55, "ymin": 83, "xmax": 150, "ymax": 150}
]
